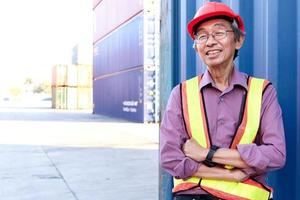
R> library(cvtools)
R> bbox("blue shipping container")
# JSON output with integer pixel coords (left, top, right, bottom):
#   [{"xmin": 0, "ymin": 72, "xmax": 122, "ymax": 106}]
[
  {"xmin": 159, "ymin": 0, "xmax": 300, "ymax": 200},
  {"xmin": 93, "ymin": 14, "xmax": 143, "ymax": 78},
  {"xmin": 93, "ymin": 67, "xmax": 144, "ymax": 122},
  {"xmin": 93, "ymin": 0, "xmax": 143, "ymax": 43}
]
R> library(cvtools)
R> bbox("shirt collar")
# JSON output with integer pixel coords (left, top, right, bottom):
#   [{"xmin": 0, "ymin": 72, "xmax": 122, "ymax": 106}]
[{"xmin": 199, "ymin": 66, "xmax": 248, "ymax": 91}]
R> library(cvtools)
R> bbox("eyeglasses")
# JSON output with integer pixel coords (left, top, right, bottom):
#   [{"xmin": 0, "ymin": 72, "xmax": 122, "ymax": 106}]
[{"xmin": 194, "ymin": 30, "xmax": 234, "ymax": 44}]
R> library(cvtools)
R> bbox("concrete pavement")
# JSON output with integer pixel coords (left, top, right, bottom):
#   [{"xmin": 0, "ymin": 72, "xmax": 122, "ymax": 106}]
[{"xmin": 0, "ymin": 108, "xmax": 159, "ymax": 200}]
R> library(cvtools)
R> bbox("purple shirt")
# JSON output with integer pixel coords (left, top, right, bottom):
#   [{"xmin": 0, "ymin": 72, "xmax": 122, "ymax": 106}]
[{"xmin": 160, "ymin": 67, "xmax": 286, "ymax": 195}]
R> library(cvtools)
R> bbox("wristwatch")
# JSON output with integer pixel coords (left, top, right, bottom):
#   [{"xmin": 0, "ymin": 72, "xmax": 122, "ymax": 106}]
[{"xmin": 203, "ymin": 145, "xmax": 219, "ymax": 167}]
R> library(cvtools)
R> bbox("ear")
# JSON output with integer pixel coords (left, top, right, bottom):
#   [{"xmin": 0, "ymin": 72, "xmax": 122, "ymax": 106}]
[
  {"xmin": 235, "ymin": 35, "xmax": 245, "ymax": 50},
  {"xmin": 193, "ymin": 43, "xmax": 199, "ymax": 52}
]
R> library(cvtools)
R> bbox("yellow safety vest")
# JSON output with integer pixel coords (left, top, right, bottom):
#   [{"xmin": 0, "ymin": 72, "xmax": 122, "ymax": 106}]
[{"xmin": 173, "ymin": 75, "xmax": 272, "ymax": 200}]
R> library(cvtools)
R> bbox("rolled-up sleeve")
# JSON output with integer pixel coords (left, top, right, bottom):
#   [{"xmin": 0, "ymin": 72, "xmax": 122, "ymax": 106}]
[
  {"xmin": 237, "ymin": 85, "xmax": 286, "ymax": 174},
  {"xmin": 160, "ymin": 85, "xmax": 199, "ymax": 179}
]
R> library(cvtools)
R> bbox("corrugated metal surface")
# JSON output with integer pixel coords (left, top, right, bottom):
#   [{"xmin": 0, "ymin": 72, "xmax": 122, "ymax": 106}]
[
  {"xmin": 93, "ymin": 0, "xmax": 143, "ymax": 43},
  {"xmin": 159, "ymin": 0, "xmax": 300, "ymax": 199},
  {"xmin": 67, "ymin": 65, "xmax": 78, "ymax": 87},
  {"xmin": 93, "ymin": 0, "xmax": 160, "ymax": 123},
  {"xmin": 93, "ymin": 10, "xmax": 144, "ymax": 122},
  {"xmin": 159, "ymin": 0, "xmax": 174, "ymax": 198},
  {"xmin": 52, "ymin": 86, "xmax": 92, "ymax": 110},
  {"xmin": 52, "ymin": 64, "xmax": 92, "ymax": 87},
  {"xmin": 72, "ymin": 45, "xmax": 78, "ymax": 65},
  {"xmin": 52, "ymin": 65, "xmax": 67, "ymax": 87},
  {"xmin": 93, "ymin": 14, "xmax": 143, "ymax": 77},
  {"xmin": 93, "ymin": 12, "xmax": 144, "ymax": 122},
  {"xmin": 77, "ymin": 87, "xmax": 93, "ymax": 109},
  {"xmin": 93, "ymin": 67, "xmax": 144, "ymax": 122},
  {"xmin": 52, "ymin": 86, "xmax": 67, "ymax": 109},
  {"xmin": 52, "ymin": 64, "xmax": 93, "ymax": 110},
  {"xmin": 72, "ymin": 44, "xmax": 93, "ymax": 65},
  {"xmin": 77, "ymin": 64, "xmax": 93, "ymax": 87},
  {"xmin": 67, "ymin": 87, "xmax": 77, "ymax": 110}
]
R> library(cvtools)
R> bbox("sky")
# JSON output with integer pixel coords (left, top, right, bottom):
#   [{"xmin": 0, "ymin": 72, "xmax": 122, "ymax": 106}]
[{"xmin": 0, "ymin": 0, "xmax": 93, "ymax": 90}]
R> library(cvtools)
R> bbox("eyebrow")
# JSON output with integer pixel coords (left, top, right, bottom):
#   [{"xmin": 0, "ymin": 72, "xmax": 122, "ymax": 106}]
[
  {"xmin": 213, "ymin": 23, "xmax": 227, "ymax": 28},
  {"xmin": 197, "ymin": 23, "xmax": 228, "ymax": 32}
]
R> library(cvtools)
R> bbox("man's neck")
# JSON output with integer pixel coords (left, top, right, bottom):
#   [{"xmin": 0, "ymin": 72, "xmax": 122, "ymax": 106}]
[{"xmin": 208, "ymin": 63, "xmax": 234, "ymax": 91}]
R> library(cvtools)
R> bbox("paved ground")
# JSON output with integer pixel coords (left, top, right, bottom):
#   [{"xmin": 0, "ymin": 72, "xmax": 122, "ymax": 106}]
[{"xmin": 0, "ymin": 108, "xmax": 159, "ymax": 200}]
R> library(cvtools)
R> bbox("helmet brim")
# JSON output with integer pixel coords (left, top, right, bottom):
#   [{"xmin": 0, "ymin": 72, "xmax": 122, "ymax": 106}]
[{"xmin": 187, "ymin": 11, "xmax": 245, "ymax": 40}]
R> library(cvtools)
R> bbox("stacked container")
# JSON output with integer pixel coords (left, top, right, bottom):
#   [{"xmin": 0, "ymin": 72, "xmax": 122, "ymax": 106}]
[
  {"xmin": 93, "ymin": 0, "xmax": 160, "ymax": 122},
  {"xmin": 52, "ymin": 64, "xmax": 92, "ymax": 109},
  {"xmin": 52, "ymin": 65, "xmax": 67, "ymax": 109}
]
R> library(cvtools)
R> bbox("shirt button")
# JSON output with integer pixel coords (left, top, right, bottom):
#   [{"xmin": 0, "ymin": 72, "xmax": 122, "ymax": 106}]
[{"xmin": 220, "ymin": 97, "xmax": 224, "ymax": 102}]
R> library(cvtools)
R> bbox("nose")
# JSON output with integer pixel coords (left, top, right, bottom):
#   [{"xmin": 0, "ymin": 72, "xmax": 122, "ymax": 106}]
[{"xmin": 205, "ymin": 34, "xmax": 217, "ymax": 46}]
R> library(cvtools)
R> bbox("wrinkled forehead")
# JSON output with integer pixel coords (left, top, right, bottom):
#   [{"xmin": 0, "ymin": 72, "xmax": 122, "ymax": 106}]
[{"xmin": 195, "ymin": 18, "xmax": 232, "ymax": 33}]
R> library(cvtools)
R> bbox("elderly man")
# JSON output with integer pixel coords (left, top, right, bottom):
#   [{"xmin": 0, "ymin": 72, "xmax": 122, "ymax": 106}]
[{"xmin": 160, "ymin": 2, "xmax": 286, "ymax": 200}]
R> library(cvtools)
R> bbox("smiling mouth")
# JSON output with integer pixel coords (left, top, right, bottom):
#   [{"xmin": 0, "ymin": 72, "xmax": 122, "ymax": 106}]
[{"xmin": 206, "ymin": 50, "xmax": 222, "ymax": 56}]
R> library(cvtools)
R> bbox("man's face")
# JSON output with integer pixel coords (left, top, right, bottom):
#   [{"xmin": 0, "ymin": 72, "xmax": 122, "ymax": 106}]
[{"xmin": 194, "ymin": 18, "xmax": 244, "ymax": 68}]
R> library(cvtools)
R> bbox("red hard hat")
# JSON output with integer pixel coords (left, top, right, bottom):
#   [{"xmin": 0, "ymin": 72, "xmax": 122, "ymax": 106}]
[{"xmin": 187, "ymin": 2, "xmax": 245, "ymax": 40}]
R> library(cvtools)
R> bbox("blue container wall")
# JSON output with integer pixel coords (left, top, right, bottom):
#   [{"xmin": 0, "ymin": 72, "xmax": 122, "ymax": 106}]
[
  {"xmin": 93, "ymin": 67, "xmax": 144, "ymax": 122},
  {"xmin": 93, "ymin": 0, "xmax": 143, "ymax": 43},
  {"xmin": 93, "ymin": 14, "xmax": 143, "ymax": 77},
  {"xmin": 93, "ymin": 12, "xmax": 144, "ymax": 122},
  {"xmin": 159, "ymin": 0, "xmax": 300, "ymax": 199}
]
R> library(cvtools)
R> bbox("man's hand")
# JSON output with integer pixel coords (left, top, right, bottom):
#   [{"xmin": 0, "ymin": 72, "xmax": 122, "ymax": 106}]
[
  {"xmin": 192, "ymin": 164, "xmax": 249, "ymax": 182},
  {"xmin": 182, "ymin": 138, "xmax": 208, "ymax": 162},
  {"xmin": 231, "ymin": 169, "xmax": 249, "ymax": 182},
  {"xmin": 183, "ymin": 139, "xmax": 250, "ymax": 169}
]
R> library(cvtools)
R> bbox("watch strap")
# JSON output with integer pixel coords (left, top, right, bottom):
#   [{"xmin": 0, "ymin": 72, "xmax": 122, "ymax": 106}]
[{"xmin": 203, "ymin": 145, "xmax": 219, "ymax": 167}]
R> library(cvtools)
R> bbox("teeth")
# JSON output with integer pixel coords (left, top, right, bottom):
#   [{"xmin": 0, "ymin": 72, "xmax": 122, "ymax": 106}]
[{"xmin": 206, "ymin": 50, "xmax": 221, "ymax": 55}]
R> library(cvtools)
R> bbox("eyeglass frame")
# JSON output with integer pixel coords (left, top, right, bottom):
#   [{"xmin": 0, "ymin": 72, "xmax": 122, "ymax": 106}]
[{"xmin": 194, "ymin": 29, "xmax": 234, "ymax": 45}]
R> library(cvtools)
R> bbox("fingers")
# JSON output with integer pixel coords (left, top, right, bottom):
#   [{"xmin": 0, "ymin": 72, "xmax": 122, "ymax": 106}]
[{"xmin": 232, "ymin": 169, "xmax": 249, "ymax": 182}]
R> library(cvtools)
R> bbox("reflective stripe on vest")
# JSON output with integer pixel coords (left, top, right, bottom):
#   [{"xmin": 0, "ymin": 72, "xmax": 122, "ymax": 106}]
[
  {"xmin": 230, "ymin": 77, "xmax": 270, "ymax": 148},
  {"xmin": 181, "ymin": 75, "xmax": 210, "ymax": 148},
  {"xmin": 173, "ymin": 75, "xmax": 271, "ymax": 200},
  {"xmin": 200, "ymin": 179, "xmax": 270, "ymax": 200}
]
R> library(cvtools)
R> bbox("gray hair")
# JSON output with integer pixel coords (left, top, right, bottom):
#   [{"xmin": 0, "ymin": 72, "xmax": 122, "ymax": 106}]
[{"xmin": 230, "ymin": 22, "xmax": 245, "ymax": 60}]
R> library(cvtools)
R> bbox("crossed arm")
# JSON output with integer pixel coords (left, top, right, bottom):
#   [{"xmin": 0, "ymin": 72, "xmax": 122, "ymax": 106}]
[
  {"xmin": 160, "ymin": 85, "xmax": 286, "ymax": 182},
  {"xmin": 183, "ymin": 138, "xmax": 250, "ymax": 181}
]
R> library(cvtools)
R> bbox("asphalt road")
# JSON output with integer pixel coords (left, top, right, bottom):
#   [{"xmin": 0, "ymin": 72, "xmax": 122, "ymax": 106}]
[{"xmin": 0, "ymin": 108, "xmax": 159, "ymax": 200}]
